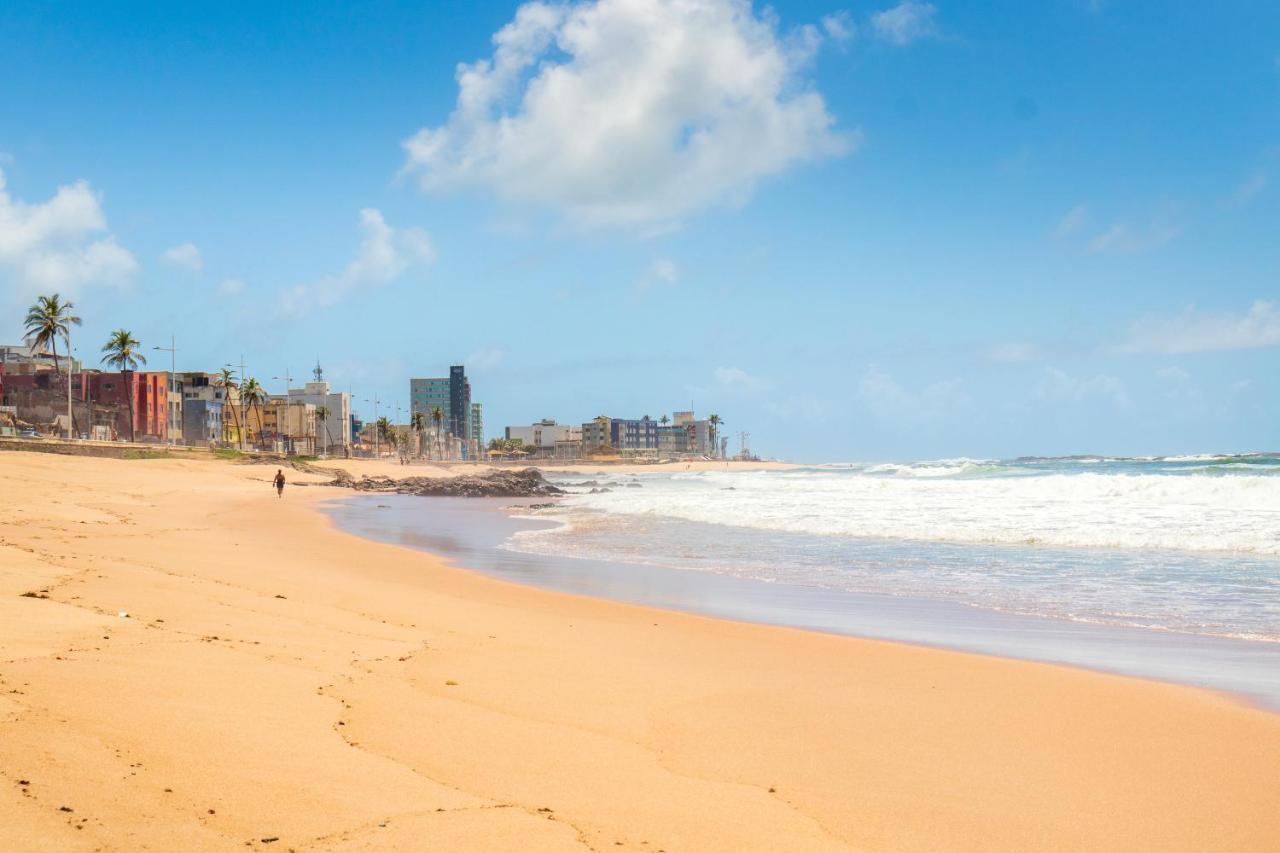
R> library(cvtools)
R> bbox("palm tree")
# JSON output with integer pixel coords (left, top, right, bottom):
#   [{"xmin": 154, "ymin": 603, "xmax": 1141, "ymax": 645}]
[
  {"xmin": 430, "ymin": 405, "xmax": 445, "ymax": 460},
  {"xmin": 240, "ymin": 378, "xmax": 266, "ymax": 449},
  {"xmin": 376, "ymin": 416, "xmax": 395, "ymax": 452},
  {"xmin": 100, "ymin": 330, "xmax": 146, "ymax": 442},
  {"xmin": 315, "ymin": 405, "xmax": 333, "ymax": 455},
  {"xmin": 410, "ymin": 411, "xmax": 427, "ymax": 458},
  {"xmin": 659, "ymin": 415, "xmax": 669, "ymax": 426},
  {"xmin": 214, "ymin": 368, "xmax": 242, "ymax": 448},
  {"xmin": 708, "ymin": 414, "xmax": 723, "ymax": 458},
  {"xmin": 24, "ymin": 294, "xmax": 81, "ymax": 381}
]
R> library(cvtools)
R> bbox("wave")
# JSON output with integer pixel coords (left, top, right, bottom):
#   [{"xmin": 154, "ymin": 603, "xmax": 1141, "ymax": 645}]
[{"xmin": 556, "ymin": 468, "xmax": 1280, "ymax": 554}]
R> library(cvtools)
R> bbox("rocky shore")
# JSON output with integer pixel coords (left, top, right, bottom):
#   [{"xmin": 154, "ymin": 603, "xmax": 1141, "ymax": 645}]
[{"xmin": 322, "ymin": 466, "xmax": 564, "ymax": 498}]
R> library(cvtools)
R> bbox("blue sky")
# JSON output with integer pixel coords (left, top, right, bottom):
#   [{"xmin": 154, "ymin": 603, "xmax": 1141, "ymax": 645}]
[{"xmin": 1, "ymin": 0, "xmax": 1277, "ymax": 461}]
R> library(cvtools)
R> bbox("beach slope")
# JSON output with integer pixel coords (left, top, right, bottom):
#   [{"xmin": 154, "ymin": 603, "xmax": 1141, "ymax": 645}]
[{"xmin": 1, "ymin": 451, "xmax": 1278, "ymax": 850}]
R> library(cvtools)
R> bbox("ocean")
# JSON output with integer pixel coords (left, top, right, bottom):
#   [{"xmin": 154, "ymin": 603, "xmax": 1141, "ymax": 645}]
[
  {"xmin": 326, "ymin": 453, "xmax": 1280, "ymax": 706},
  {"xmin": 515, "ymin": 455, "xmax": 1280, "ymax": 643}
]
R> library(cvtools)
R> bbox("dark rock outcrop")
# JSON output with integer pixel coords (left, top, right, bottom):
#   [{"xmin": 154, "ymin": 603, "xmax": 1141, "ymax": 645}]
[{"xmin": 323, "ymin": 467, "xmax": 563, "ymax": 498}]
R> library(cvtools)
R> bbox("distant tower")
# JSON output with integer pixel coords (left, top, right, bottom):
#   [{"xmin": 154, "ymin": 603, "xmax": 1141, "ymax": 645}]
[{"xmin": 313, "ymin": 359, "xmax": 324, "ymax": 383}]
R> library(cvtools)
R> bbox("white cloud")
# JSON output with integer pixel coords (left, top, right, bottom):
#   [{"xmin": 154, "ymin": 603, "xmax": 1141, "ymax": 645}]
[
  {"xmin": 1035, "ymin": 367, "xmax": 1131, "ymax": 409},
  {"xmin": 821, "ymin": 11, "xmax": 855, "ymax": 42},
  {"xmin": 163, "ymin": 241, "xmax": 203, "ymax": 271},
  {"xmin": 403, "ymin": 0, "xmax": 853, "ymax": 227},
  {"xmin": 218, "ymin": 277, "xmax": 245, "ymax": 297},
  {"xmin": 0, "ymin": 168, "xmax": 137, "ymax": 299},
  {"xmin": 987, "ymin": 342, "xmax": 1041, "ymax": 363},
  {"xmin": 871, "ymin": 1, "xmax": 938, "ymax": 46},
  {"xmin": 1156, "ymin": 366, "xmax": 1201, "ymax": 404},
  {"xmin": 715, "ymin": 365, "xmax": 763, "ymax": 390},
  {"xmin": 1232, "ymin": 170, "xmax": 1268, "ymax": 204},
  {"xmin": 858, "ymin": 366, "xmax": 969, "ymax": 421},
  {"xmin": 652, "ymin": 257, "xmax": 679, "ymax": 285},
  {"xmin": 277, "ymin": 209, "xmax": 435, "ymax": 316},
  {"xmin": 1053, "ymin": 204, "xmax": 1088, "ymax": 239},
  {"xmin": 1118, "ymin": 301, "xmax": 1280, "ymax": 355},
  {"xmin": 466, "ymin": 347, "xmax": 506, "ymax": 372},
  {"xmin": 1087, "ymin": 220, "xmax": 1179, "ymax": 254}
]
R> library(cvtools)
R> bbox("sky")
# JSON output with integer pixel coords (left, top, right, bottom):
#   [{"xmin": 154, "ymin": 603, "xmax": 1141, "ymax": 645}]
[{"xmin": 1, "ymin": 0, "xmax": 1278, "ymax": 461}]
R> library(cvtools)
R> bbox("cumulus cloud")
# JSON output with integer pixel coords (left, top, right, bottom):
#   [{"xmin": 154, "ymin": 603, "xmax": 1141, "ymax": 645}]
[
  {"xmin": 871, "ymin": 1, "xmax": 938, "ymax": 45},
  {"xmin": 1053, "ymin": 204, "xmax": 1088, "ymax": 239},
  {"xmin": 0, "ymin": 168, "xmax": 137, "ymax": 299},
  {"xmin": 858, "ymin": 366, "xmax": 969, "ymax": 421},
  {"xmin": 218, "ymin": 277, "xmax": 245, "ymax": 297},
  {"xmin": 402, "ymin": 0, "xmax": 853, "ymax": 227},
  {"xmin": 821, "ymin": 11, "xmax": 855, "ymax": 42},
  {"xmin": 1118, "ymin": 301, "xmax": 1280, "ymax": 355},
  {"xmin": 1034, "ymin": 367, "xmax": 1131, "ymax": 409},
  {"xmin": 163, "ymin": 242, "xmax": 203, "ymax": 271},
  {"xmin": 715, "ymin": 365, "xmax": 763, "ymax": 390},
  {"xmin": 1087, "ymin": 218, "xmax": 1179, "ymax": 254},
  {"xmin": 277, "ymin": 209, "xmax": 435, "ymax": 316}
]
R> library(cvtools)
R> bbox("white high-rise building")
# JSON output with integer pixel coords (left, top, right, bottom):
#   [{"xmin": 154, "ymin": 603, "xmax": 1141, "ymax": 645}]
[{"xmin": 284, "ymin": 363, "xmax": 351, "ymax": 456}]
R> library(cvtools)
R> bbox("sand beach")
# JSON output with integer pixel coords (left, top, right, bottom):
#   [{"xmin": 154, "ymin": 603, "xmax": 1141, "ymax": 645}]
[{"xmin": 2, "ymin": 450, "xmax": 1279, "ymax": 851}]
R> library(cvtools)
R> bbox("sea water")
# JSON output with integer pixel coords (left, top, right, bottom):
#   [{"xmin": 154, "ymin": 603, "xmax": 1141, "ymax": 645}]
[{"xmin": 510, "ymin": 455, "xmax": 1280, "ymax": 644}]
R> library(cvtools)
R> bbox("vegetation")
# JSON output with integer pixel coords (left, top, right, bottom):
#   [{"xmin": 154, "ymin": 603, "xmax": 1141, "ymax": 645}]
[
  {"xmin": 315, "ymin": 404, "xmax": 335, "ymax": 455},
  {"xmin": 708, "ymin": 413, "xmax": 723, "ymax": 457},
  {"xmin": 430, "ymin": 405, "xmax": 445, "ymax": 460},
  {"xmin": 122, "ymin": 448, "xmax": 169, "ymax": 460},
  {"xmin": 240, "ymin": 378, "xmax": 266, "ymax": 448},
  {"xmin": 100, "ymin": 329, "xmax": 146, "ymax": 442},
  {"xmin": 374, "ymin": 416, "xmax": 397, "ymax": 453},
  {"xmin": 24, "ymin": 294, "xmax": 81, "ymax": 381},
  {"xmin": 214, "ymin": 367, "xmax": 242, "ymax": 450},
  {"xmin": 409, "ymin": 411, "xmax": 427, "ymax": 458}
]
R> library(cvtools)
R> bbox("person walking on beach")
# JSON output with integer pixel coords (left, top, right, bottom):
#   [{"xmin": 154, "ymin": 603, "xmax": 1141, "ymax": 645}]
[{"xmin": 274, "ymin": 469, "xmax": 286, "ymax": 498}]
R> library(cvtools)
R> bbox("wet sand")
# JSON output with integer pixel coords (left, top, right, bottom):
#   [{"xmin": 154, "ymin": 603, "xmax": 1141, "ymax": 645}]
[
  {"xmin": 327, "ymin": 494, "xmax": 1280, "ymax": 709},
  {"xmin": 2, "ymin": 451, "xmax": 1279, "ymax": 850}
]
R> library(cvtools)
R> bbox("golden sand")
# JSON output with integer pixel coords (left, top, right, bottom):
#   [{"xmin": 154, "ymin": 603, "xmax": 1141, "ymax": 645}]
[{"xmin": 2, "ymin": 451, "xmax": 1277, "ymax": 851}]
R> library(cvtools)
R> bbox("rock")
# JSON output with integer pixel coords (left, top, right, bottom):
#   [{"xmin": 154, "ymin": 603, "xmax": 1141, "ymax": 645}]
[{"xmin": 324, "ymin": 467, "xmax": 564, "ymax": 498}]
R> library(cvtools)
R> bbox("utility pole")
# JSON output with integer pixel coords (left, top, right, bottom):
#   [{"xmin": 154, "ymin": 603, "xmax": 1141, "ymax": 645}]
[{"xmin": 153, "ymin": 336, "xmax": 177, "ymax": 445}]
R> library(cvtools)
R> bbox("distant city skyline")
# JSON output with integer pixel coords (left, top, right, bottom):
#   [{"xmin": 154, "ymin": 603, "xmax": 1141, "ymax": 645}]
[{"xmin": 2, "ymin": 1, "xmax": 1278, "ymax": 461}]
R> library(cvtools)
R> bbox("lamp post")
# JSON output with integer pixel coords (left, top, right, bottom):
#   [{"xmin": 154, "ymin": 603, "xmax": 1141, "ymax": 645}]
[
  {"xmin": 364, "ymin": 395, "xmax": 380, "ymax": 457},
  {"xmin": 272, "ymin": 370, "xmax": 293, "ymax": 454},
  {"xmin": 153, "ymin": 336, "xmax": 177, "ymax": 445},
  {"xmin": 65, "ymin": 329, "xmax": 74, "ymax": 440},
  {"xmin": 224, "ymin": 356, "xmax": 246, "ymax": 449}
]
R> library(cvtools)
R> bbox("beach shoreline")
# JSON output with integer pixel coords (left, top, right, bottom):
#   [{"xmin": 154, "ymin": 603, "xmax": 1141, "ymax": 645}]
[
  {"xmin": 323, "ymin": 492, "xmax": 1280, "ymax": 712},
  {"xmin": 3, "ymin": 450, "xmax": 1279, "ymax": 850}
]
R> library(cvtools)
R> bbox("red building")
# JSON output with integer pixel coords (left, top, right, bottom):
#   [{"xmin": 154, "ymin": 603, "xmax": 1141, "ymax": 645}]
[{"xmin": 88, "ymin": 372, "xmax": 169, "ymax": 441}]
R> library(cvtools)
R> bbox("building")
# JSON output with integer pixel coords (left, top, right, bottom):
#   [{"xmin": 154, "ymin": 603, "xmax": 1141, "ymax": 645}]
[
  {"xmin": 176, "ymin": 372, "xmax": 227, "ymax": 445},
  {"xmin": 581, "ymin": 416, "xmax": 612, "ymax": 453},
  {"xmin": 261, "ymin": 398, "xmax": 318, "ymax": 455},
  {"xmin": 610, "ymin": 417, "xmax": 659, "ymax": 452},
  {"xmin": 469, "ymin": 402, "xmax": 484, "ymax": 456},
  {"xmin": 410, "ymin": 364, "xmax": 474, "ymax": 458},
  {"xmin": 182, "ymin": 398, "xmax": 223, "ymax": 445},
  {"xmin": 282, "ymin": 364, "xmax": 351, "ymax": 456},
  {"xmin": 410, "ymin": 377, "xmax": 451, "ymax": 423},
  {"xmin": 657, "ymin": 424, "xmax": 691, "ymax": 455},
  {"xmin": 505, "ymin": 419, "xmax": 582, "ymax": 458},
  {"xmin": 449, "ymin": 365, "xmax": 471, "ymax": 448},
  {"xmin": 84, "ymin": 371, "xmax": 169, "ymax": 442}
]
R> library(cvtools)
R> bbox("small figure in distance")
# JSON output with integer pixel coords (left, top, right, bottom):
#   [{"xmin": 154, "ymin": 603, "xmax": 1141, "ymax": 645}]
[{"xmin": 274, "ymin": 468, "xmax": 286, "ymax": 498}]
